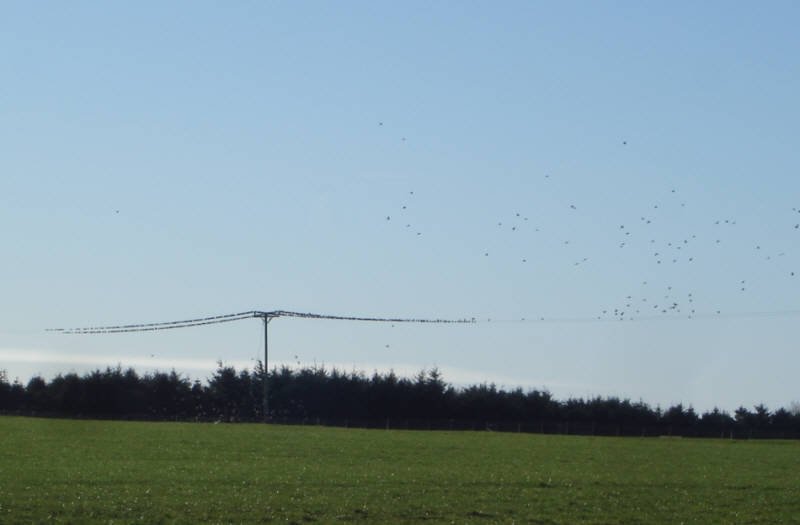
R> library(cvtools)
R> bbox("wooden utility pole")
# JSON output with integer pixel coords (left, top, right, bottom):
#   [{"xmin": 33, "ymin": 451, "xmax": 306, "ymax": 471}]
[{"xmin": 262, "ymin": 314, "xmax": 272, "ymax": 422}]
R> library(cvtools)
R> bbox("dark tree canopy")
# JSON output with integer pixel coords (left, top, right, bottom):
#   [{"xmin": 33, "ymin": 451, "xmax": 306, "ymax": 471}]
[{"xmin": 1, "ymin": 365, "xmax": 798, "ymax": 439}]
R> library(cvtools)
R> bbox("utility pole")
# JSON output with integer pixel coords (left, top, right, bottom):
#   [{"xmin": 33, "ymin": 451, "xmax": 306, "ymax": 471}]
[{"xmin": 262, "ymin": 314, "xmax": 271, "ymax": 422}]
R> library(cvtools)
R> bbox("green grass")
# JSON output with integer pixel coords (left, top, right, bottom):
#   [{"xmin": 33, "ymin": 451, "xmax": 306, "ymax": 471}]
[{"xmin": 1, "ymin": 416, "xmax": 799, "ymax": 524}]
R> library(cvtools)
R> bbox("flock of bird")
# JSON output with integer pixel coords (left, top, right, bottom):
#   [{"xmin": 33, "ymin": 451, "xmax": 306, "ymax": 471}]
[
  {"xmin": 378, "ymin": 123, "xmax": 798, "ymax": 323},
  {"xmin": 385, "ymin": 191, "xmax": 421, "ymax": 236}
]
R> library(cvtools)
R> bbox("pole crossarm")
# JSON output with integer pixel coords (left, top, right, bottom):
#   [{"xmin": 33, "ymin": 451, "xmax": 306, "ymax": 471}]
[{"xmin": 47, "ymin": 310, "xmax": 475, "ymax": 334}]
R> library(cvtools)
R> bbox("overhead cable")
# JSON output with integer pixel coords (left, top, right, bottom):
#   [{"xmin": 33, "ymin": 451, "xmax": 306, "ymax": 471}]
[
  {"xmin": 48, "ymin": 311, "xmax": 259, "ymax": 334},
  {"xmin": 47, "ymin": 310, "xmax": 475, "ymax": 334}
]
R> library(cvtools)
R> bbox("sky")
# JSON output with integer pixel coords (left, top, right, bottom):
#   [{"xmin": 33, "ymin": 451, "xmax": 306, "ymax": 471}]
[{"xmin": 2, "ymin": 2, "xmax": 799, "ymax": 413}]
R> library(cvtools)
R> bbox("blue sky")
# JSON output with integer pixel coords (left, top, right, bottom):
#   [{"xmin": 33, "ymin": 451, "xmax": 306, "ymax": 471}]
[{"xmin": 2, "ymin": 2, "xmax": 799, "ymax": 412}]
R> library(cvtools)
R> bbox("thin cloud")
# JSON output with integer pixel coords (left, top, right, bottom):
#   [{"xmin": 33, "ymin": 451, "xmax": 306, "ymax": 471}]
[
  {"xmin": 0, "ymin": 348, "xmax": 251, "ymax": 375},
  {"xmin": 0, "ymin": 349, "xmax": 582, "ymax": 393}
]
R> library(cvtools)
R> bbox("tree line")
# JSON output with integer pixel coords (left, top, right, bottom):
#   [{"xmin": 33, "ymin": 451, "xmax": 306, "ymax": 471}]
[{"xmin": 1, "ymin": 365, "xmax": 798, "ymax": 438}]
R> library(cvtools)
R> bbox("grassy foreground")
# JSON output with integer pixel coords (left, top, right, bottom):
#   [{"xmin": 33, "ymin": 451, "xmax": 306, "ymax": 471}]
[{"xmin": 1, "ymin": 416, "xmax": 799, "ymax": 524}]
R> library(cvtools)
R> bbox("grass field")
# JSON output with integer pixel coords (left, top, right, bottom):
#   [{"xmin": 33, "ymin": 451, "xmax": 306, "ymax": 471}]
[{"xmin": 1, "ymin": 416, "xmax": 799, "ymax": 524}]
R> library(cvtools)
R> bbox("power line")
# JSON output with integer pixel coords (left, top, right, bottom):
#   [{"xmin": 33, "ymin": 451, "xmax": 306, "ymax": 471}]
[
  {"xmin": 484, "ymin": 309, "xmax": 800, "ymax": 324},
  {"xmin": 46, "ymin": 310, "xmax": 476, "ymax": 334},
  {"xmin": 270, "ymin": 310, "xmax": 475, "ymax": 324},
  {"xmin": 46, "ymin": 311, "xmax": 258, "ymax": 334},
  {"xmin": 46, "ymin": 307, "xmax": 800, "ymax": 334}
]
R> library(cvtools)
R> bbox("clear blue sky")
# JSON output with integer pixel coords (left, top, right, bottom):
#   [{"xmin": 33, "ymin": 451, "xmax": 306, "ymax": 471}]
[{"xmin": 2, "ymin": 2, "xmax": 799, "ymax": 413}]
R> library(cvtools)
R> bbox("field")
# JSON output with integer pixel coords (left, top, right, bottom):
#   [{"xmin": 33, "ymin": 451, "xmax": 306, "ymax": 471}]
[{"xmin": 1, "ymin": 416, "xmax": 799, "ymax": 524}]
